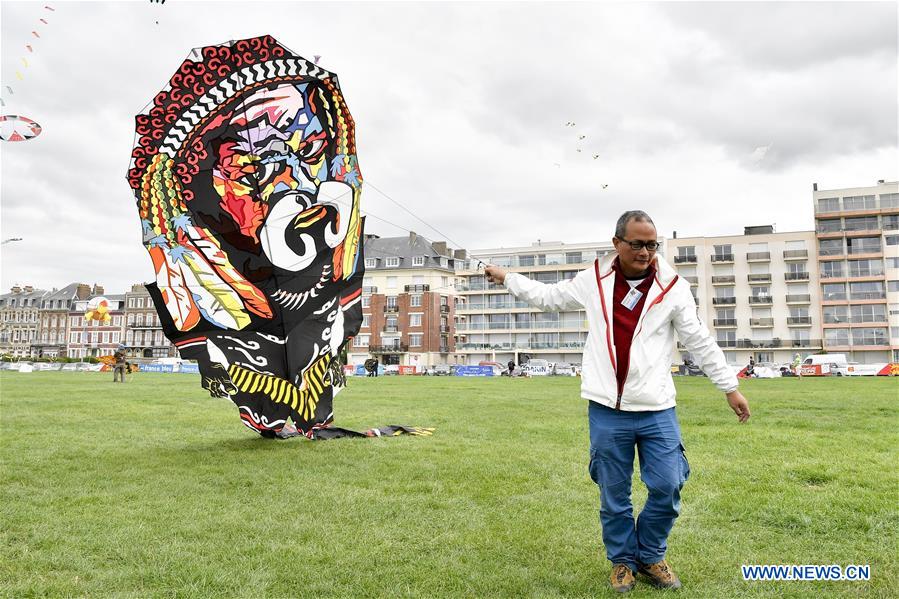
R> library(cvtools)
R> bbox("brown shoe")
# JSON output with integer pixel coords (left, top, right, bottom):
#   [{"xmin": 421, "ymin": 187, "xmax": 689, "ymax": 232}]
[
  {"xmin": 638, "ymin": 559, "xmax": 682, "ymax": 589},
  {"xmin": 610, "ymin": 564, "xmax": 636, "ymax": 593}
]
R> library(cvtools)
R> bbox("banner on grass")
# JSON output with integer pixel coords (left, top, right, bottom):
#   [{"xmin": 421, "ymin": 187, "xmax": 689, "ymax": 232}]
[{"xmin": 454, "ymin": 365, "xmax": 494, "ymax": 377}]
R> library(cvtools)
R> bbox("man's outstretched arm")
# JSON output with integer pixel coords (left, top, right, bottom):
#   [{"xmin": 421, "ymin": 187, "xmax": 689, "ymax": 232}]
[{"xmin": 485, "ymin": 265, "xmax": 586, "ymax": 312}]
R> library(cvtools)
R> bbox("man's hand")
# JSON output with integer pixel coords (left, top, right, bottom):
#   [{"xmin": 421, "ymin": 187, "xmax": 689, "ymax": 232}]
[
  {"xmin": 726, "ymin": 390, "xmax": 750, "ymax": 422},
  {"xmin": 484, "ymin": 265, "xmax": 508, "ymax": 285}
]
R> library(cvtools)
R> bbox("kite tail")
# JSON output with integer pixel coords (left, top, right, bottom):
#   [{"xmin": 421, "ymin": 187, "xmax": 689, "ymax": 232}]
[{"xmin": 334, "ymin": 190, "xmax": 363, "ymax": 281}]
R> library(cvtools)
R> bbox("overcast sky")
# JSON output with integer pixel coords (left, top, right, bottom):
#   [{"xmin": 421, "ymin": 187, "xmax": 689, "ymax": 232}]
[{"xmin": 1, "ymin": 0, "xmax": 896, "ymax": 294}]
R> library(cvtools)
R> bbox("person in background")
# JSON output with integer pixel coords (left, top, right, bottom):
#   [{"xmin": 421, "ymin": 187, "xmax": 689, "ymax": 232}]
[
  {"xmin": 113, "ymin": 345, "xmax": 128, "ymax": 383},
  {"xmin": 485, "ymin": 210, "xmax": 750, "ymax": 593},
  {"xmin": 507, "ymin": 359, "xmax": 516, "ymax": 377}
]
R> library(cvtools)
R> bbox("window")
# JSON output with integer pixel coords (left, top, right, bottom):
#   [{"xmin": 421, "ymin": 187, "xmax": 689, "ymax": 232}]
[
  {"xmin": 886, "ymin": 235, "xmax": 899, "ymax": 246},
  {"xmin": 409, "ymin": 334, "xmax": 423, "ymax": 347},
  {"xmin": 848, "ymin": 259, "xmax": 883, "ymax": 277},
  {"xmin": 441, "ymin": 276, "xmax": 448, "ymax": 289},
  {"xmin": 385, "ymin": 257, "xmax": 400, "ymax": 267},
  {"xmin": 715, "ymin": 308, "xmax": 734, "ymax": 320},
  {"xmin": 890, "ymin": 303, "xmax": 899, "ymax": 316},
  {"xmin": 363, "ymin": 276, "xmax": 374, "ymax": 287},
  {"xmin": 850, "ymin": 304, "xmax": 886, "ymax": 323},
  {"xmin": 789, "ymin": 307, "xmax": 809, "ymax": 318},
  {"xmin": 791, "ymin": 329, "xmax": 810, "ymax": 343},
  {"xmin": 678, "ymin": 246, "xmax": 696, "ymax": 257},
  {"xmin": 852, "ymin": 327, "xmax": 887, "ymax": 346},
  {"xmin": 713, "ymin": 244, "xmax": 732, "ymax": 257},
  {"xmin": 824, "ymin": 328, "xmax": 849, "ymax": 345},
  {"xmin": 361, "ymin": 315, "xmax": 370, "ymax": 328},
  {"xmin": 881, "ymin": 193, "xmax": 899, "ymax": 208},
  {"xmin": 412, "ymin": 256, "xmax": 425, "ymax": 267},
  {"xmin": 889, "ymin": 280, "xmax": 899, "ymax": 292},
  {"xmin": 355, "ymin": 335, "xmax": 370, "ymax": 347},
  {"xmin": 716, "ymin": 330, "xmax": 736, "ymax": 346},
  {"xmin": 817, "ymin": 197, "xmax": 840, "ymax": 212},
  {"xmin": 843, "ymin": 195, "xmax": 876, "ymax": 210},
  {"xmin": 751, "ymin": 286, "xmax": 770, "ymax": 298},
  {"xmin": 386, "ymin": 296, "xmax": 398, "ymax": 309},
  {"xmin": 410, "ymin": 294, "xmax": 422, "ymax": 307},
  {"xmin": 413, "ymin": 275, "xmax": 424, "ymax": 285},
  {"xmin": 820, "ymin": 261, "xmax": 845, "ymax": 279},
  {"xmin": 387, "ymin": 276, "xmax": 397, "ymax": 289},
  {"xmin": 884, "ymin": 215, "xmax": 899, "ymax": 230},
  {"xmin": 409, "ymin": 313, "xmax": 422, "ymax": 327},
  {"xmin": 849, "ymin": 281, "xmax": 885, "ymax": 300},
  {"xmin": 818, "ymin": 239, "xmax": 843, "ymax": 256},
  {"xmin": 846, "ymin": 236, "xmax": 880, "ymax": 255},
  {"xmin": 518, "ymin": 255, "xmax": 536, "ymax": 267},
  {"xmin": 821, "ymin": 283, "xmax": 846, "ymax": 301},
  {"xmin": 823, "ymin": 305, "xmax": 847, "ymax": 324},
  {"xmin": 565, "ymin": 252, "xmax": 583, "ymax": 264},
  {"xmin": 365, "ymin": 258, "xmax": 377, "ymax": 268},
  {"xmin": 785, "ymin": 240, "xmax": 807, "ymax": 250},
  {"xmin": 361, "ymin": 296, "xmax": 370, "ymax": 308},
  {"xmin": 843, "ymin": 216, "xmax": 879, "ymax": 231}
]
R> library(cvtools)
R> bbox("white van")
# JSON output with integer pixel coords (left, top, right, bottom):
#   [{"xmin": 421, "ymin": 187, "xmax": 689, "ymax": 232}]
[{"xmin": 801, "ymin": 354, "xmax": 849, "ymax": 376}]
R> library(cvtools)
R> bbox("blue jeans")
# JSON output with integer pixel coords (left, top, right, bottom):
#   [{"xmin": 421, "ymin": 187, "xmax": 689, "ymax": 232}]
[{"xmin": 587, "ymin": 402, "xmax": 690, "ymax": 572}]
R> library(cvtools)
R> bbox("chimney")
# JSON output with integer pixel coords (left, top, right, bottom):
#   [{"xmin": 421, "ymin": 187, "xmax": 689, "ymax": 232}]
[
  {"xmin": 92, "ymin": 284, "xmax": 104, "ymax": 296},
  {"xmin": 672, "ymin": 231, "xmax": 677, "ymax": 239},
  {"xmin": 409, "ymin": 230, "xmax": 418, "ymax": 244},
  {"xmin": 453, "ymin": 249, "xmax": 466, "ymax": 259},
  {"xmin": 131, "ymin": 284, "xmax": 144, "ymax": 293},
  {"xmin": 11, "ymin": 285, "xmax": 21, "ymax": 294},
  {"xmin": 431, "ymin": 241, "xmax": 448, "ymax": 255},
  {"xmin": 23, "ymin": 286, "xmax": 33, "ymax": 293},
  {"xmin": 812, "ymin": 182, "xmax": 818, "ymax": 191},
  {"xmin": 877, "ymin": 179, "xmax": 885, "ymax": 184},
  {"xmin": 76, "ymin": 284, "xmax": 91, "ymax": 299}
]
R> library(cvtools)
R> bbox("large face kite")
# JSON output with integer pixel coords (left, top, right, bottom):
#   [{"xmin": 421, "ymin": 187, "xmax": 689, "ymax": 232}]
[{"xmin": 127, "ymin": 36, "xmax": 376, "ymax": 439}]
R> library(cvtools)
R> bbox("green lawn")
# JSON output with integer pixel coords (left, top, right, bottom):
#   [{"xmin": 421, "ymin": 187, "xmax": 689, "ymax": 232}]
[{"xmin": 1, "ymin": 373, "xmax": 896, "ymax": 598}]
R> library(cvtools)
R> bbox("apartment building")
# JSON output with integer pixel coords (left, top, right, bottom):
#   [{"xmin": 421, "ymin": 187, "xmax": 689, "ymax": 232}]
[
  {"xmin": 66, "ymin": 287, "xmax": 126, "ymax": 359},
  {"xmin": 813, "ymin": 180, "xmax": 899, "ymax": 363},
  {"xmin": 124, "ymin": 284, "xmax": 176, "ymax": 359},
  {"xmin": 668, "ymin": 227, "xmax": 821, "ymax": 366},
  {"xmin": 454, "ymin": 240, "xmax": 619, "ymax": 366},
  {"xmin": 34, "ymin": 283, "xmax": 90, "ymax": 358},
  {"xmin": 348, "ymin": 233, "xmax": 464, "ymax": 369},
  {"xmin": 0, "ymin": 285, "xmax": 49, "ymax": 357}
]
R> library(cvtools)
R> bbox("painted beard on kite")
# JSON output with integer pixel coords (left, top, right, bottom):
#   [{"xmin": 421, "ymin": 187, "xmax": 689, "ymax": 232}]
[{"xmin": 129, "ymin": 37, "xmax": 368, "ymax": 438}]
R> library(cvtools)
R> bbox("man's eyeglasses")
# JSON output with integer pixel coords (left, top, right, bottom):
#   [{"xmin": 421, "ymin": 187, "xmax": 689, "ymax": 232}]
[{"xmin": 617, "ymin": 238, "xmax": 660, "ymax": 251}]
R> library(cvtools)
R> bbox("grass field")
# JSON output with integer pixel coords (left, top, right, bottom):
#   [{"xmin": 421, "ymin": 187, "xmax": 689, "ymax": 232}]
[{"xmin": 1, "ymin": 372, "xmax": 896, "ymax": 598}]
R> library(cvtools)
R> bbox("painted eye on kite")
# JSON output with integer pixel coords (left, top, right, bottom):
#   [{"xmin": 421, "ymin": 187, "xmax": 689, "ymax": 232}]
[{"xmin": 298, "ymin": 139, "xmax": 324, "ymax": 162}]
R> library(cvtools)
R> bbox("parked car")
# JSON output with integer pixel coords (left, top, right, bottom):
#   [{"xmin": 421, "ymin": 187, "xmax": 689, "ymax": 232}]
[
  {"xmin": 432, "ymin": 364, "xmax": 452, "ymax": 376},
  {"xmin": 383, "ymin": 364, "xmax": 400, "ymax": 376},
  {"xmin": 552, "ymin": 363, "xmax": 577, "ymax": 376}
]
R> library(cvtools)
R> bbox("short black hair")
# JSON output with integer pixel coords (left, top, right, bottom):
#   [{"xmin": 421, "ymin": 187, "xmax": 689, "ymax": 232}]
[{"xmin": 615, "ymin": 210, "xmax": 655, "ymax": 238}]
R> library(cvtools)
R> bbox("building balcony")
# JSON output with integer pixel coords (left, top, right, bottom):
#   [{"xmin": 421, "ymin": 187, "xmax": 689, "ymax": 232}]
[
  {"xmin": 369, "ymin": 344, "xmax": 408, "ymax": 354},
  {"xmin": 711, "ymin": 275, "xmax": 735, "ymax": 285},
  {"xmin": 748, "ymin": 295, "xmax": 773, "ymax": 305},
  {"xmin": 784, "ymin": 272, "xmax": 810, "ymax": 281},
  {"xmin": 712, "ymin": 297, "xmax": 736, "ymax": 305},
  {"xmin": 850, "ymin": 292, "xmax": 887, "ymax": 301},
  {"xmin": 440, "ymin": 305, "xmax": 450, "ymax": 314},
  {"xmin": 683, "ymin": 276, "xmax": 699, "ymax": 286},
  {"xmin": 385, "ymin": 305, "xmax": 400, "ymax": 313},
  {"xmin": 711, "ymin": 254, "xmax": 735, "ymax": 263},
  {"xmin": 128, "ymin": 324, "xmax": 162, "ymax": 330},
  {"xmin": 748, "ymin": 274, "xmax": 772, "ymax": 284},
  {"xmin": 785, "ymin": 294, "xmax": 811, "ymax": 304},
  {"xmin": 404, "ymin": 284, "xmax": 429, "ymax": 293},
  {"xmin": 713, "ymin": 318, "xmax": 737, "ymax": 327},
  {"xmin": 674, "ymin": 255, "xmax": 697, "ymax": 264},
  {"xmin": 455, "ymin": 341, "xmax": 586, "ymax": 351},
  {"xmin": 362, "ymin": 286, "xmax": 378, "ymax": 294},
  {"xmin": 787, "ymin": 316, "xmax": 812, "ymax": 326},
  {"xmin": 439, "ymin": 325, "xmax": 451, "ymax": 333},
  {"xmin": 750, "ymin": 318, "xmax": 775, "ymax": 327},
  {"xmin": 791, "ymin": 338, "xmax": 824, "ymax": 348},
  {"xmin": 457, "ymin": 301, "xmax": 534, "ymax": 311},
  {"xmin": 383, "ymin": 325, "xmax": 399, "ymax": 333},
  {"xmin": 439, "ymin": 345, "xmax": 450, "ymax": 353},
  {"xmin": 746, "ymin": 251, "xmax": 771, "ymax": 261},
  {"xmin": 783, "ymin": 249, "xmax": 809, "ymax": 260}
]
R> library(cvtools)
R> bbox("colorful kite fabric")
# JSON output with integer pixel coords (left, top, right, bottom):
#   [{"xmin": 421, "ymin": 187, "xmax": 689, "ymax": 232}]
[
  {"xmin": 84, "ymin": 296, "xmax": 112, "ymax": 323},
  {"xmin": 128, "ymin": 35, "xmax": 429, "ymax": 440},
  {"xmin": 0, "ymin": 115, "xmax": 42, "ymax": 142}
]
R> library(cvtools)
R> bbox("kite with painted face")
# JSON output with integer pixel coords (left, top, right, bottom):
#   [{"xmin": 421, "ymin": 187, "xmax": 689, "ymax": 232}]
[{"xmin": 128, "ymin": 36, "xmax": 430, "ymax": 440}]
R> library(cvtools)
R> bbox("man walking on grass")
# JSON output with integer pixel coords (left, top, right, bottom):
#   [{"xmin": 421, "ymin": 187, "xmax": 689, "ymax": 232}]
[{"xmin": 485, "ymin": 211, "xmax": 750, "ymax": 593}]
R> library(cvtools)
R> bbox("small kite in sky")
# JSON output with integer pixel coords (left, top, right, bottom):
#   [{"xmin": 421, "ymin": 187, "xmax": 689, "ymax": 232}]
[
  {"xmin": 578, "ymin": 134, "xmax": 586, "ymax": 140},
  {"xmin": 593, "ymin": 154, "xmax": 599, "ymax": 160},
  {"xmin": 26, "ymin": 44, "xmax": 33, "ymax": 53},
  {"xmin": 32, "ymin": 30, "xmax": 40, "ymax": 38},
  {"xmin": 128, "ymin": 35, "xmax": 432, "ymax": 440}
]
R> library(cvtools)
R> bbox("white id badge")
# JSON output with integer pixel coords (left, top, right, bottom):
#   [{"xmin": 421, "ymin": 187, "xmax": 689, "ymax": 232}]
[{"xmin": 621, "ymin": 288, "xmax": 643, "ymax": 310}]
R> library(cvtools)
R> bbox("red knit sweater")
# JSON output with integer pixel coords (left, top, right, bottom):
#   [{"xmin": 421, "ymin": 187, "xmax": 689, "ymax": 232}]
[{"xmin": 611, "ymin": 259, "xmax": 656, "ymax": 399}]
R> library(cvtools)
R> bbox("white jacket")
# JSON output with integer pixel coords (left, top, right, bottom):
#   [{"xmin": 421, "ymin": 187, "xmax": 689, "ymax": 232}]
[{"xmin": 504, "ymin": 253, "xmax": 737, "ymax": 411}]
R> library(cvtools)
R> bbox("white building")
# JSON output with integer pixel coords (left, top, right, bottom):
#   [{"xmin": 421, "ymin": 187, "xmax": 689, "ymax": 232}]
[
  {"xmin": 454, "ymin": 240, "xmax": 621, "ymax": 366},
  {"xmin": 667, "ymin": 226, "xmax": 821, "ymax": 366},
  {"xmin": 813, "ymin": 180, "xmax": 899, "ymax": 363}
]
